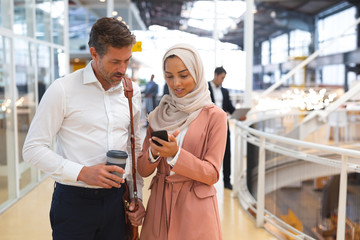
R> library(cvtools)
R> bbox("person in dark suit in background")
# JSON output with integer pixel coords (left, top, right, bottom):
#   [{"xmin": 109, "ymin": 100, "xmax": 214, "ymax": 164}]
[
  {"xmin": 143, "ymin": 74, "xmax": 158, "ymax": 114},
  {"xmin": 208, "ymin": 66, "xmax": 235, "ymax": 190},
  {"xmin": 163, "ymin": 82, "xmax": 169, "ymax": 96}
]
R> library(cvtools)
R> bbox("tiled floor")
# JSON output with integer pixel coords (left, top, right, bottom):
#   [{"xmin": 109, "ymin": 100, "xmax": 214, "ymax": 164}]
[
  {"xmin": 0, "ymin": 121, "xmax": 278, "ymax": 239},
  {"xmin": 0, "ymin": 176, "xmax": 277, "ymax": 240}
]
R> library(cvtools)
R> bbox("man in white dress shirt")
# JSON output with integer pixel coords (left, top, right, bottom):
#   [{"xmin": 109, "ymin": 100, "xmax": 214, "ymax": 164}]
[
  {"xmin": 23, "ymin": 17, "xmax": 145, "ymax": 240},
  {"xmin": 208, "ymin": 67, "xmax": 235, "ymax": 190}
]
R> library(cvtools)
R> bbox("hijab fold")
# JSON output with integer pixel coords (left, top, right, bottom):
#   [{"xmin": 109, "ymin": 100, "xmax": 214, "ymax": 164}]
[{"xmin": 148, "ymin": 44, "xmax": 213, "ymax": 133}]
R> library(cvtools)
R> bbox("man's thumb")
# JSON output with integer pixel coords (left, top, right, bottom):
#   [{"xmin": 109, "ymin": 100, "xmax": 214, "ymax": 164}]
[{"xmin": 129, "ymin": 201, "xmax": 135, "ymax": 211}]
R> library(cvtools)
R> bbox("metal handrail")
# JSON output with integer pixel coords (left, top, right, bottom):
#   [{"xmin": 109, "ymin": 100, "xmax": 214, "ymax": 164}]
[{"xmin": 234, "ymin": 117, "xmax": 360, "ymax": 240}]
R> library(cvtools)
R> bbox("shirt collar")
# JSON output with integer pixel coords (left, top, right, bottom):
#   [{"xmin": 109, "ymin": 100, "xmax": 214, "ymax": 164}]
[
  {"xmin": 83, "ymin": 60, "xmax": 98, "ymax": 85},
  {"xmin": 82, "ymin": 60, "xmax": 123, "ymax": 92},
  {"xmin": 210, "ymin": 81, "xmax": 221, "ymax": 89}
]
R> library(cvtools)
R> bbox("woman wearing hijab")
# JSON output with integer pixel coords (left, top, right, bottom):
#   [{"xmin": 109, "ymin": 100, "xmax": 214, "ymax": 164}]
[{"xmin": 137, "ymin": 43, "xmax": 227, "ymax": 240}]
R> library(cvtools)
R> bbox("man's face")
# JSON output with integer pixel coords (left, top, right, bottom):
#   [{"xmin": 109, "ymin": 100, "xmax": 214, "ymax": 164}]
[
  {"xmin": 91, "ymin": 45, "xmax": 133, "ymax": 90},
  {"xmin": 214, "ymin": 72, "xmax": 226, "ymax": 86}
]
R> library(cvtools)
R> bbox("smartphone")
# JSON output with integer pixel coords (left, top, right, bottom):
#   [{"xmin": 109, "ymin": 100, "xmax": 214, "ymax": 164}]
[{"xmin": 150, "ymin": 130, "xmax": 168, "ymax": 146}]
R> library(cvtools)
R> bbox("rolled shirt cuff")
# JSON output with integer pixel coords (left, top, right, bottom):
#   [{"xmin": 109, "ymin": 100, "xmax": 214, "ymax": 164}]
[
  {"xmin": 148, "ymin": 148, "xmax": 160, "ymax": 163},
  {"xmin": 167, "ymin": 148, "xmax": 181, "ymax": 167}
]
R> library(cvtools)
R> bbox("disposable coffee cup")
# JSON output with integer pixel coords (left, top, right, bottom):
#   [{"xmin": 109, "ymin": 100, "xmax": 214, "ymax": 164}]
[{"xmin": 106, "ymin": 150, "xmax": 128, "ymax": 178}]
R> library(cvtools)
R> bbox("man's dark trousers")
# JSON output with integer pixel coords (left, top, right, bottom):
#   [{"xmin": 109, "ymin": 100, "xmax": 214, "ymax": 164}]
[
  {"xmin": 223, "ymin": 123, "xmax": 231, "ymax": 186},
  {"xmin": 50, "ymin": 182, "xmax": 126, "ymax": 240}
]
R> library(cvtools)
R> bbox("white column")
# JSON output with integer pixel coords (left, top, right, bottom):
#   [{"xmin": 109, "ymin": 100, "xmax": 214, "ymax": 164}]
[
  {"xmin": 232, "ymin": 123, "xmax": 241, "ymax": 197},
  {"xmin": 64, "ymin": 0, "xmax": 70, "ymax": 75},
  {"xmin": 128, "ymin": 4, "xmax": 132, "ymax": 29},
  {"xmin": 336, "ymin": 155, "xmax": 348, "ymax": 240},
  {"xmin": 244, "ymin": 0, "xmax": 254, "ymax": 108},
  {"xmin": 213, "ymin": 0, "xmax": 218, "ymax": 67},
  {"xmin": 107, "ymin": 0, "xmax": 114, "ymax": 18}
]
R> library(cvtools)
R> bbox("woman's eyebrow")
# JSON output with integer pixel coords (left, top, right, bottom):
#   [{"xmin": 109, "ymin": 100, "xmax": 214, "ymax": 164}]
[
  {"xmin": 178, "ymin": 69, "xmax": 188, "ymax": 73},
  {"xmin": 165, "ymin": 69, "xmax": 188, "ymax": 74}
]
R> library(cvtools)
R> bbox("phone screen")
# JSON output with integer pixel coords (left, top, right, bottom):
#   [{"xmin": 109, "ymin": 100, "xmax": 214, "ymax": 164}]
[{"xmin": 151, "ymin": 130, "xmax": 168, "ymax": 146}]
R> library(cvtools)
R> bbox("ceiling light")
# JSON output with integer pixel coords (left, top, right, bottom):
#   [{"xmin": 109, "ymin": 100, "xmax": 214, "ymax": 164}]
[
  {"xmin": 230, "ymin": 22, "xmax": 237, "ymax": 30},
  {"xmin": 182, "ymin": 1, "xmax": 245, "ymax": 33},
  {"xmin": 148, "ymin": 25, "xmax": 168, "ymax": 31},
  {"xmin": 270, "ymin": 11, "xmax": 276, "ymax": 18}
]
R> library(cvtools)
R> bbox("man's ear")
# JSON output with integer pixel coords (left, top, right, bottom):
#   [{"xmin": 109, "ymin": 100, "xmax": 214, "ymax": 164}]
[{"xmin": 90, "ymin": 47, "xmax": 98, "ymax": 60}]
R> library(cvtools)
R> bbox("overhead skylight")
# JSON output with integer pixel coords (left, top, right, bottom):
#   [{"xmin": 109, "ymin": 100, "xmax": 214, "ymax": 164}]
[{"xmin": 181, "ymin": 1, "xmax": 246, "ymax": 34}]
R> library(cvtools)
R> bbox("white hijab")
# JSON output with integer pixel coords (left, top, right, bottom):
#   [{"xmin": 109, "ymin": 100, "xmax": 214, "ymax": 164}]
[{"xmin": 148, "ymin": 43, "xmax": 213, "ymax": 133}]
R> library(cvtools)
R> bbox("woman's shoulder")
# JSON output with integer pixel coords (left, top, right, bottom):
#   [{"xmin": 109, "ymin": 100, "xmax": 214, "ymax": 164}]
[
  {"xmin": 203, "ymin": 104, "xmax": 227, "ymax": 118},
  {"xmin": 198, "ymin": 105, "xmax": 227, "ymax": 132}
]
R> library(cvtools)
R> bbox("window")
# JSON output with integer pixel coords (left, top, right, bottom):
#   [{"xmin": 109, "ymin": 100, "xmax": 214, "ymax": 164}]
[
  {"xmin": 52, "ymin": 0, "xmax": 65, "ymax": 45},
  {"xmin": 0, "ymin": 36, "xmax": 15, "ymax": 205},
  {"xmin": 0, "ymin": 0, "xmax": 12, "ymax": 28},
  {"xmin": 36, "ymin": 0, "xmax": 52, "ymax": 41},
  {"xmin": 14, "ymin": 39, "xmax": 37, "ymax": 191},
  {"xmin": 318, "ymin": 7, "xmax": 356, "ymax": 85},
  {"xmin": 289, "ymin": 30, "xmax": 311, "ymax": 57},
  {"xmin": 318, "ymin": 7, "xmax": 356, "ymax": 55},
  {"xmin": 271, "ymin": 34, "xmax": 288, "ymax": 64},
  {"xmin": 261, "ymin": 41, "xmax": 270, "ymax": 65},
  {"xmin": 13, "ymin": 0, "xmax": 34, "ymax": 37}
]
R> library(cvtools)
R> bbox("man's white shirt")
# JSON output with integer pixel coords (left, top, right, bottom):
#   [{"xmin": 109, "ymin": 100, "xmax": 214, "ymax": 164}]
[
  {"xmin": 210, "ymin": 81, "xmax": 223, "ymax": 108},
  {"xmin": 23, "ymin": 61, "xmax": 143, "ymax": 198}
]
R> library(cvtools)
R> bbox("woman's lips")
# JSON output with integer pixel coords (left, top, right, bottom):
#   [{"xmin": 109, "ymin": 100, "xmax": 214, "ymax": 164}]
[{"xmin": 174, "ymin": 89, "xmax": 184, "ymax": 95}]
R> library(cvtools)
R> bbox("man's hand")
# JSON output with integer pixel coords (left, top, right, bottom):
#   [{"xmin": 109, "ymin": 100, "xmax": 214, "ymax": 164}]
[
  {"xmin": 77, "ymin": 163, "xmax": 125, "ymax": 188},
  {"xmin": 126, "ymin": 198, "xmax": 146, "ymax": 226}
]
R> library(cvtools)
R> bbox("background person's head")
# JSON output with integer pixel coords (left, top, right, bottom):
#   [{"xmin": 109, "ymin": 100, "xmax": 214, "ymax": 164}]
[{"xmin": 213, "ymin": 66, "xmax": 227, "ymax": 87}]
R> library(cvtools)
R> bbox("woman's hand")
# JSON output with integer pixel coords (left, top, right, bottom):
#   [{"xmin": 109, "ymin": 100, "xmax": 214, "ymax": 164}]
[{"xmin": 150, "ymin": 130, "xmax": 180, "ymax": 158}]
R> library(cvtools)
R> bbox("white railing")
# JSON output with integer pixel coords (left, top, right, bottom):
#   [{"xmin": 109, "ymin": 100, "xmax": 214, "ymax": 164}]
[{"xmin": 233, "ymin": 116, "xmax": 360, "ymax": 240}]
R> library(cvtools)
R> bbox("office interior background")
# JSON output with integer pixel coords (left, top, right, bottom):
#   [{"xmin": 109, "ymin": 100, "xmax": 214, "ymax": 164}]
[{"xmin": 1, "ymin": 0, "xmax": 360, "ymax": 239}]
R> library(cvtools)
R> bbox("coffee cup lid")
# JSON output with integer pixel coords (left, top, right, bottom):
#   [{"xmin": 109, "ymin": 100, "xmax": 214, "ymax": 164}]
[{"xmin": 106, "ymin": 150, "xmax": 128, "ymax": 159}]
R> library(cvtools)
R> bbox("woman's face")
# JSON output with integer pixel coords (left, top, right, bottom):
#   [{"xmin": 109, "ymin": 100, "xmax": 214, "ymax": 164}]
[{"xmin": 164, "ymin": 56, "xmax": 196, "ymax": 98}]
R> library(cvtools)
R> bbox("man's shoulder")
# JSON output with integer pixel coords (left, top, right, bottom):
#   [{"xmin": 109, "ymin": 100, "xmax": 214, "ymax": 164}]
[
  {"xmin": 58, "ymin": 68, "xmax": 83, "ymax": 81},
  {"xmin": 221, "ymin": 87, "xmax": 230, "ymax": 94},
  {"xmin": 221, "ymin": 85, "xmax": 229, "ymax": 91}
]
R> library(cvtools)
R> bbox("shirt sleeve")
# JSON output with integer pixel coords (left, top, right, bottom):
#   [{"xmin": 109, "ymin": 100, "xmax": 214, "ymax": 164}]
[
  {"xmin": 148, "ymin": 148, "xmax": 160, "ymax": 163},
  {"xmin": 167, "ymin": 147, "xmax": 181, "ymax": 167},
  {"xmin": 22, "ymin": 79, "xmax": 84, "ymax": 183}
]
